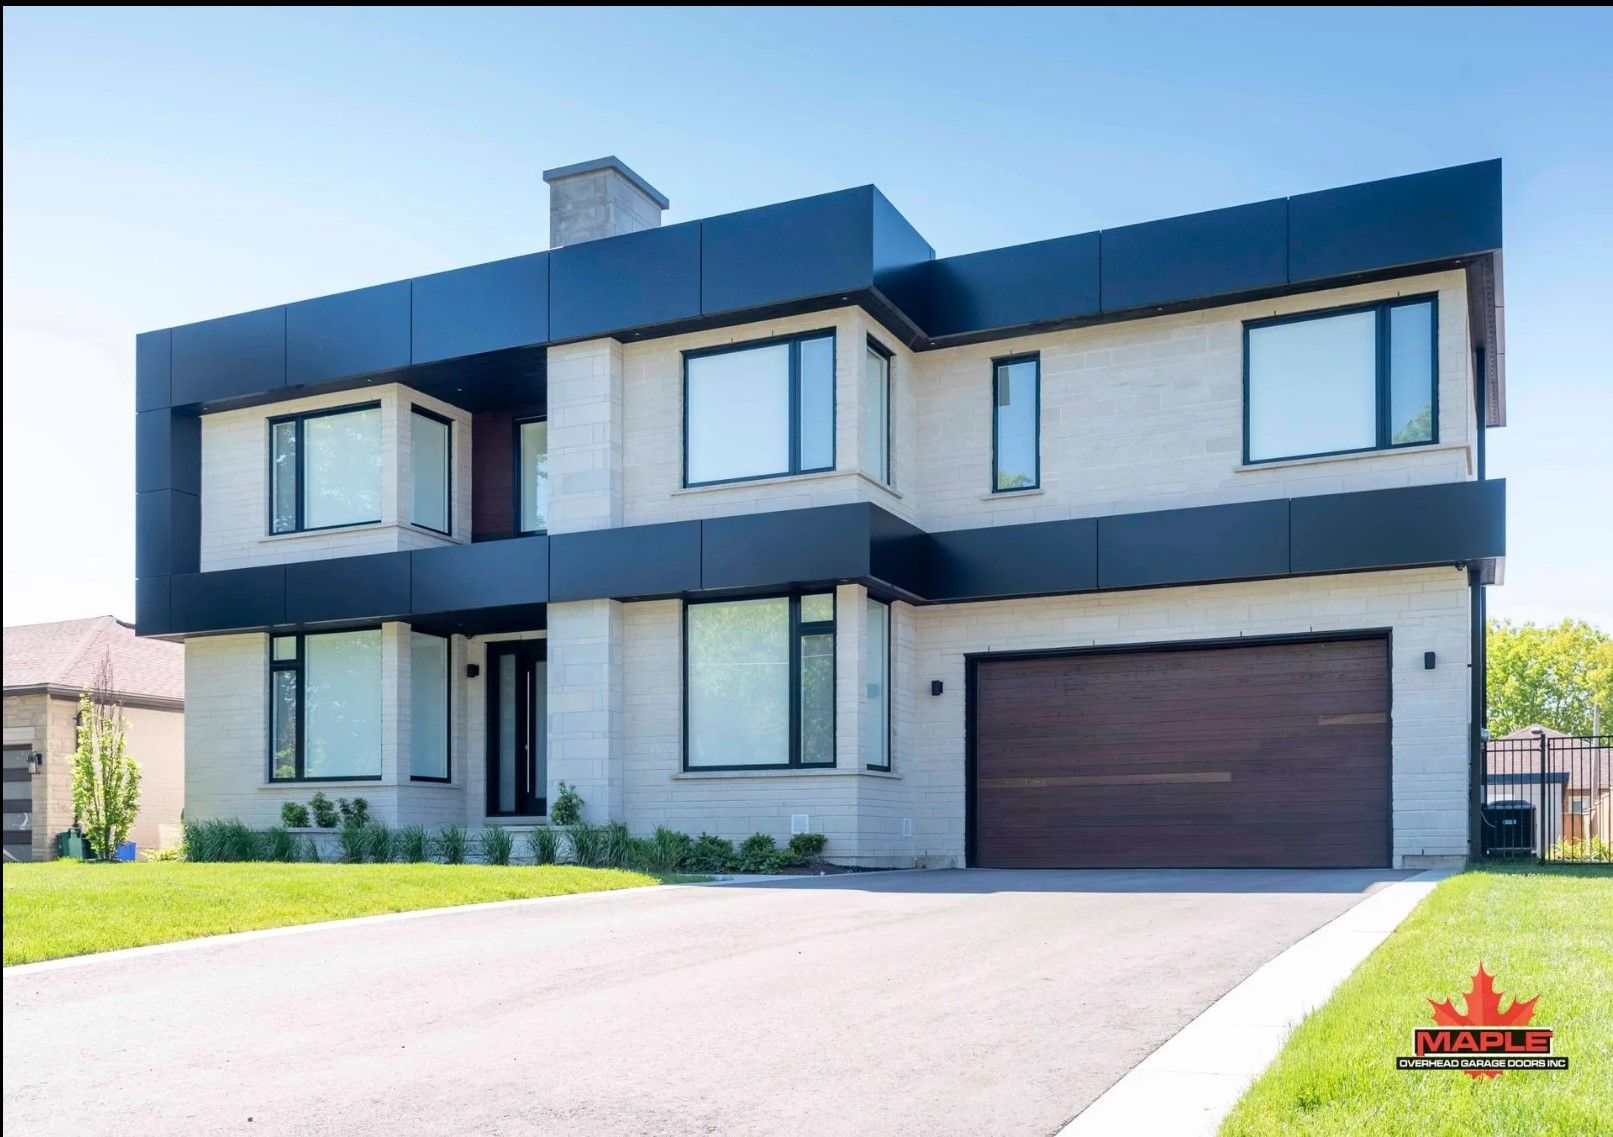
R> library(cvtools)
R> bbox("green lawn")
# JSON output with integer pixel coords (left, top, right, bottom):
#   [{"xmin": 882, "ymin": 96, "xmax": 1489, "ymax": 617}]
[
  {"xmin": 2, "ymin": 860, "xmax": 667, "ymax": 966},
  {"xmin": 1220, "ymin": 864, "xmax": 1613, "ymax": 1137}
]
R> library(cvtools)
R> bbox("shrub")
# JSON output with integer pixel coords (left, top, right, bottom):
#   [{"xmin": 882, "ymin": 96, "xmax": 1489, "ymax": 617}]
[
  {"xmin": 646, "ymin": 827, "xmax": 693, "ymax": 874},
  {"xmin": 550, "ymin": 781, "xmax": 584, "ymax": 826},
  {"xmin": 262, "ymin": 826, "xmax": 299, "ymax": 863},
  {"xmin": 787, "ymin": 832, "xmax": 827, "ymax": 866},
  {"xmin": 482, "ymin": 826, "xmax": 514, "ymax": 866},
  {"xmin": 301, "ymin": 836, "xmax": 322, "ymax": 862},
  {"xmin": 337, "ymin": 797, "xmax": 371, "ymax": 828},
  {"xmin": 602, "ymin": 822, "xmax": 636, "ymax": 868},
  {"xmin": 142, "ymin": 845, "xmax": 183, "ymax": 862},
  {"xmin": 396, "ymin": 825, "xmax": 429, "ymax": 863},
  {"xmin": 686, "ymin": 833, "xmax": 736, "ymax": 874},
  {"xmin": 182, "ymin": 818, "xmax": 263, "ymax": 862},
  {"xmin": 436, "ymin": 825, "xmax": 467, "ymax": 865},
  {"xmin": 736, "ymin": 833, "xmax": 780, "ymax": 873},
  {"xmin": 337, "ymin": 824, "xmax": 367, "ymax": 864},
  {"xmin": 526, "ymin": 826, "xmax": 560, "ymax": 865},
  {"xmin": 308, "ymin": 792, "xmax": 340, "ymax": 829},
  {"xmin": 567, "ymin": 822, "xmax": 607, "ymax": 868},
  {"xmin": 1548, "ymin": 836, "xmax": 1613, "ymax": 862},
  {"xmin": 365, "ymin": 823, "xmax": 394, "ymax": 863},
  {"xmin": 279, "ymin": 801, "xmax": 311, "ymax": 829}
]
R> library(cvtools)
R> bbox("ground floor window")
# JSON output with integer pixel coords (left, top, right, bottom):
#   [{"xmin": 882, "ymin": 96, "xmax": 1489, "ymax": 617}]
[
  {"xmin": 864, "ymin": 597, "xmax": 891, "ymax": 769},
  {"xmin": 270, "ymin": 628, "xmax": 382, "ymax": 781},
  {"xmin": 685, "ymin": 594, "xmax": 835, "ymax": 769}
]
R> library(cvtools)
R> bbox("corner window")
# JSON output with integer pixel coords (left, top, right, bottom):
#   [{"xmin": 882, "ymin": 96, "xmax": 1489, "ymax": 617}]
[
  {"xmin": 517, "ymin": 418, "xmax": 549, "ymax": 534},
  {"xmin": 1245, "ymin": 296, "xmax": 1437, "ymax": 463},
  {"xmin": 269, "ymin": 629, "xmax": 382, "ymax": 782},
  {"xmin": 863, "ymin": 340, "xmax": 892, "ymax": 485},
  {"xmin": 410, "ymin": 408, "xmax": 452, "ymax": 534},
  {"xmin": 992, "ymin": 355, "xmax": 1039, "ymax": 491},
  {"xmin": 864, "ymin": 597, "xmax": 891, "ymax": 770},
  {"xmin": 409, "ymin": 631, "xmax": 450, "ymax": 782},
  {"xmin": 684, "ymin": 331, "xmax": 835, "ymax": 487},
  {"xmin": 685, "ymin": 594, "xmax": 835, "ymax": 769},
  {"xmin": 269, "ymin": 403, "xmax": 382, "ymax": 534}
]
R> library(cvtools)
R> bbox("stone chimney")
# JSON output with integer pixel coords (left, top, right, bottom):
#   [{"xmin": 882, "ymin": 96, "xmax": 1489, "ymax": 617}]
[{"xmin": 542, "ymin": 156, "xmax": 669, "ymax": 248}]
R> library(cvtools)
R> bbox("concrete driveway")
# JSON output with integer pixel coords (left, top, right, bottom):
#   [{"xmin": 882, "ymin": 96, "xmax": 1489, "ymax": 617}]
[{"xmin": 3, "ymin": 868, "xmax": 1403, "ymax": 1137}]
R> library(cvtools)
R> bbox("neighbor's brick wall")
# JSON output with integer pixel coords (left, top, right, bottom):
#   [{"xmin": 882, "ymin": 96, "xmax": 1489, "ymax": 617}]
[{"xmin": 5, "ymin": 694, "xmax": 55, "ymax": 860}]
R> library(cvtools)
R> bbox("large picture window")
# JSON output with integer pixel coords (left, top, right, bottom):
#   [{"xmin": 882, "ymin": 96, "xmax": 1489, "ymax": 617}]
[
  {"xmin": 684, "ymin": 331, "xmax": 835, "ymax": 487},
  {"xmin": 1245, "ymin": 296, "xmax": 1437, "ymax": 463},
  {"xmin": 992, "ymin": 355, "xmax": 1040, "ymax": 491},
  {"xmin": 685, "ymin": 594, "xmax": 836, "ymax": 769},
  {"xmin": 269, "ymin": 629, "xmax": 382, "ymax": 782},
  {"xmin": 517, "ymin": 417, "xmax": 549, "ymax": 534},
  {"xmin": 409, "ymin": 631, "xmax": 450, "ymax": 782},
  {"xmin": 269, "ymin": 403, "xmax": 383, "ymax": 533},
  {"xmin": 410, "ymin": 408, "xmax": 451, "ymax": 534}
]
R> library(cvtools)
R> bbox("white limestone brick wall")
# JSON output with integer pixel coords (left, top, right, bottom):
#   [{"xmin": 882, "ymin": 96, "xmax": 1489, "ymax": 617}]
[
  {"xmin": 546, "ymin": 339, "xmax": 624, "ymax": 534},
  {"xmin": 903, "ymin": 567, "xmax": 1474, "ymax": 868},
  {"xmin": 198, "ymin": 383, "xmax": 471, "ymax": 571},
  {"xmin": 547, "ymin": 600, "xmax": 624, "ymax": 821},
  {"xmin": 911, "ymin": 270, "xmax": 1475, "ymax": 531}
]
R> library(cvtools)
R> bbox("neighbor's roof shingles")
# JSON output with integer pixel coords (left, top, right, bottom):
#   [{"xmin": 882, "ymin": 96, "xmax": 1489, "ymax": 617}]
[{"xmin": 2, "ymin": 616, "xmax": 183, "ymax": 703}]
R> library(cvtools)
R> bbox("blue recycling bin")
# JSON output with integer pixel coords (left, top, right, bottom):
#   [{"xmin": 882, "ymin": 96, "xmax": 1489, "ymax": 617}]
[{"xmin": 113, "ymin": 841, "xmax": 137, "ymax": 862}]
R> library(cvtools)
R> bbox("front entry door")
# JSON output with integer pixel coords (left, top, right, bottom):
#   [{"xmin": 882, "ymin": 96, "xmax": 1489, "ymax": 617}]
[{"xmin": 487, "ymin": 642, "xmax": 547, "ymax": 818}]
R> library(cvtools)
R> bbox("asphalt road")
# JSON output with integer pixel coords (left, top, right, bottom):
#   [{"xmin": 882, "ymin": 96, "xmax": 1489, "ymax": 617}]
[{"xmin": 2, "ymin": 868, "xmax": 1402, "ymax": 1137}]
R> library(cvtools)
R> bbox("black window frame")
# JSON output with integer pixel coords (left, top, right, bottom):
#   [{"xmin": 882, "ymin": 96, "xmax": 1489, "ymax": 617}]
[
  {"xmin": 682, "ymin": 593, "xmax": 837, "ymax": 771},
  {"xmin": 514, "ymin": 414, "xmax": 550, "ymax": 535},
  {"xmin": 408, "ymin": 628, "xmax": 452, "ymax": 784},
  {"xmin": 1242, "ymin": 294, "xmax": 1440, "ymax": 465},
  {"xmin": 267, "ymin": 627, "xmax": 384, "ymax": 784},
  {"xmin": 991, "ymin": 353, "xmax": 1041, "ymax": 493},
  {"xmin": 408, "ymin": 405, "xmax": 454, "ymax": 536},
  {"xmin": 681, "ymin": 329, "xmax": 837, "ymax": 489},
  {"xmin": 267, "ymin": 400, "xmax": 384, "ymax": 535},
  {"xmin": 865, "ymin": 595, "xmax": 893, "ymax": 772},
  {"xmin": 865, "ymin": 336, "xmax": 894, "ymax": 487}
]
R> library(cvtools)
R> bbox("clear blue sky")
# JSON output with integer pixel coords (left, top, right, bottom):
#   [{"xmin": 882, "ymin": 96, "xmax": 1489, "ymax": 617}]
[{"xmin": 4, "ymin": 8, "xmax": 1609, "ymax": 627}]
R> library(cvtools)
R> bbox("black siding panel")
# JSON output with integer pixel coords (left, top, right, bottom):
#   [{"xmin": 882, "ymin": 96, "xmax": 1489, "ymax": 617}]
[
  {"xmin": 549, "ymin": 221, "xmax": 702, "ymax": 341},
  {"xmin": 1098, "ymin": 499, "xmax": 1290, "ymax": 589},
  {"xmin": 135, "ymin": 576, "xmax": 172, "ymax": 637},
  {"xmin": 926, "ymin": 518, "xmax": 1098, "ymax": 601},
  {"xmin": 412, "ymin": 254, "xmax": 549, "ymax": 365},
  {"xmin": 867, "ymin": 507, "xmax": 929, "ymax": 598},
  {"xmin": 170, "ymin": 565, "xmax": 286, "ymax": 633},
  {"xmin": 135, "ymin": 330, "xmax": 172, "ymax": 412},
  {"xmin": 1290, "ymin": 479, "xmax": 1506, "ymax": 573},
  {"xmin": 135, "ymin": 410, "xmax": 200, "ymax": 495},
  {"xmin": 869, "ymin": 188, "xmax": 935, "ymax": 327},
  {"xmin": 1100, "ymin": 199, "xmax": 1289, "ymax": 313},
  {"xmin": 549, "ymin": 521, "xmax": 701, "ymax": 601},
  {"xmin": 927, "ymin": 234, "xmax": 1101, "ymax": 338},
  {"xmin": 285, "ymin": 552, "xmax": 412, "ymax": 625},
  {"xmin": 1289, "ymin": 160, "xmax": 1503, "ymax": 283},
  {"xmin": 700, "ymin": 504, "xmax": 872, "ymax": 591},
  {"xmin": 170, "ymin": 306, "xmax": 286, "ymax": 406},
  {"xmin": 701, "ymin": 188, "xmax": 873, "ymax": 316},
  {"xmin": 285, "ymin": 281, "xmax": 411, "ymax": 387},
  {"xmin": 410, "ymin": 536, "xmax": 549, "ymax": 614},
  {"xmin": 135, "ymin": 489, "xmax": 200, "ymax": 577}
]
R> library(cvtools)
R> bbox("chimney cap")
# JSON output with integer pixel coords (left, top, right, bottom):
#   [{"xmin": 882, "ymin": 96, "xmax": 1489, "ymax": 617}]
[{"xmin": 542, "ymin": 155, "xmax": 669, "ymax": 210}]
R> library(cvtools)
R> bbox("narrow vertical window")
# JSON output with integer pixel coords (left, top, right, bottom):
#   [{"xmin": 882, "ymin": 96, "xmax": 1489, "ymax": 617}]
[
  {"xmin": 863, "ymin": 342, "xmax": 891, "ymax": 485},
  {"xmin": 797, "ymin": 334, "xmax": 836, "ymax": 474},
  {"xmin": 863, "ymin": 598, "xmax": 890, "ymax": 770},
  {"xmin": 798, "ymin": 592, "xmax": 836, "ymax": 768},
  {"xmin": 517, "ymin": 418, "xmax": 549, "ymax": 534},
  {"xmin": 409, "ymin": 631, "xmax": 450, "ymax": 781},
  {"xmin": 410, "ymin": 409, "xmax": 451, "ymax": 534},
  {"xmin": 1388, "ymin": 301, "xmax": 1435, "ymax": 444},
  {"xmin": 270, "ymin": 420, "xmax": 299, "ymax": 534},
  {"xmin": 992, "ymin": 356, "xmax": 1040, "ymax": 491}
]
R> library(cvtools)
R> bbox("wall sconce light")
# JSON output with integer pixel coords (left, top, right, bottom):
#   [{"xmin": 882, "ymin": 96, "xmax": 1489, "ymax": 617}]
[
  {"xmin": 930, "ymin": 680, "xmax": 944, "ymax": 696},
  {"xmin": 27, "ymin": 751, "xmax": 43, "ymax": 773},
  {"xmin": 1423, "ymin": 652, "xmax": 1436, "ymax": 670},
  {"xmin": 466, "ymin": 663, "xmax": 481, "ymax": 679}
]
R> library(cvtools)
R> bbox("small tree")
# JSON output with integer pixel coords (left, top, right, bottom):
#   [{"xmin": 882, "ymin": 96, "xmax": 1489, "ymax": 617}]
[{"xmin": 70, "ymin": 659, "xmax": 142, "ymax": 861}]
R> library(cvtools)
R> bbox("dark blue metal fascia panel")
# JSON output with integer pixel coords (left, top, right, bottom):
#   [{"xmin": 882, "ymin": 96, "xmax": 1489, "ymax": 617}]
[
  {"xmin": 549, "ymin": 221, "xmax": 702, "ymax": 342},
  {"xmin": 923, "ymin": 233, "xmax": 1102, "ymax": 338},
  {"xmin": 170, "ymin": 305, "xmax": 287, "ymax": 406},
  {"xmin": 867, "ymin": 506, "xmax": 929, "ymax": 599},
  {"xmin": 700, "ymin": 187, "xmax": 875, "ymax": 316},
  {"xmin": 284, "ymin": 551, "xmax": 412, "ymax": 625},
  {"xmin": 699, "ymin": 503, "xmax": 874, "ymax": 591},
  {"xmin": 1097, "ymin": 499, "xmax": 1290, "ymax": 589},
  {"xmin": 925, "ymin": 517, "xmax": 1099, "ymax": 602},
  {"xmin": 549, "ymin": 521, "xmax": 701, "ymax": 602},
  {"xmin": 135, "ymin": 409, "xmax": 200, "ymax": 495},
  {"xmin": 411, "ymin": 253, "xmax": 549, "ymax": 366},
  {"xmin": 1290, "ymin": 479, "xmax": 1505, "ymax": 574},
  {"xmin": 169, "ymin": 565, "xmax": 286, "ymax": 633},
  {"xmin": 285, "ymin": 281, "xmax": 411, "ymax": 388},
  {"xmin": 409, "ymin": 536, "xmax": 549, "ymax": 614},
  {"xmin": 135, "ymin": 330, "xmax": 172, "ymax": 412},
  {"xmin": 1288, "ymin": 160, "xmax": 1503, "ymax": 284},
  {"xmin": 135, "ymin": 576, "xmax": 172, "ymax": 637},
  {"xmin": 868, "ymin": 188, "xmax": 935, "ymax": 329},
  {"xmin": 1100, "ymin": 198, "xmax": 1289, "ymax": 314},
  {"xmin": 135, "ymin": 489, "xmax": 199, "ymax": 577}
]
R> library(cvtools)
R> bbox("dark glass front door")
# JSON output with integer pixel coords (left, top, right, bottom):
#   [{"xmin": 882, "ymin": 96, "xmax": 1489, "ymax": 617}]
[{"xmin": 486, "ymin": 641, "xmax": 547, "ymax": 817}]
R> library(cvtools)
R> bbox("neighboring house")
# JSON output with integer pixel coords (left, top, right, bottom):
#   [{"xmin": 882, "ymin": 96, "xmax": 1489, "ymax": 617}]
[
  {"xmin": 134, "ymin": 156, "xmax": 1507, "ymax": 869},
  {"xmin": 3, "ymin": 617, "xmax": 184, "ymax": 860},
  {"xmin": 1485, "ymin": 725, "xmax": 1612, "ymax": 853}
]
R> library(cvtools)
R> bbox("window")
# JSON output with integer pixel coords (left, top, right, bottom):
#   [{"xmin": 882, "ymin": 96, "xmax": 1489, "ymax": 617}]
[
  {"xmin": 269, "ymin": 403, "xmax": 383, "ymax": 533},
  {"xmin": 269, "ymin": 629, "xmax": 382, "ymax": 781},
  {"xmin": 517, "ymin": 418, "xmax": 549, "ymax": 534},
  {"xmin": 864, "ymin": 597, "xmax": 891, "ymax": 770},
  {"xmin": 992, "ymin": 355, "xmax": 1039, "ymax": 491},
  {"xmin": 410, "ymin": 632, "xmax": 450, "ymax": 782},
  {"xmin": 685, "ymin": 594, "xmax": 835, "ymax": 769},
  {"xmin": 684, "ymin": 331, "xmax": 835, "ymax": 486},
  {"xmin": 863, "ymin": 340, "xmax": 892, "ymax": 485},
  {"xmin": 1245, "ymin": 296, "xmax": 1437, "ymax": 463},
  {"xmin": 410, "ymin": 408, "xmax": 451, "ymax": 533}
]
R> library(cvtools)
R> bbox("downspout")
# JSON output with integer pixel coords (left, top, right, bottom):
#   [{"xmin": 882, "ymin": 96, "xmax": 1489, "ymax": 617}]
[{"xmin": 1468, "ymin": 344, "xmax": 1490, "ymax": 861}]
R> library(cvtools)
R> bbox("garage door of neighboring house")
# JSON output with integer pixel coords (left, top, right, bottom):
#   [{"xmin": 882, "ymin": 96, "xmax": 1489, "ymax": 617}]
[
  {"xmin": 970, "ymin": 636, "xmax": 1391, "ymax": 869},
  {"xmin": 3, "ymin": 746, "xmax": 33, "ymax": 862}
]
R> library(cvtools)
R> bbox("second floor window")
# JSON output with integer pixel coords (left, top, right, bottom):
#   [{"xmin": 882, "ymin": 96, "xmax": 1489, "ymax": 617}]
[
  {"xmin": 410, "ymin": 408, "xmax": 451, "ymax": 534},
  {"xmin": 684, "ymin": 330, "xmax": 835, "ymax": 487},
  {"xmin": 270, "ymin": 403, "xmax": 382, "ymax": 534},
  {"xmin": 517, "ymin": 417, "xmax": 549, "ymax": 533},
  {"xmin": 863, "ymin": 341, "xmax": 892, "ymax": 485},
  {"xmin": 993, "ymin": 355, "xmax": 1040, "ymax": 491},
  {"xmin": 1245, "ymin": 296, "xmax": 1437, "ymax": 463}
]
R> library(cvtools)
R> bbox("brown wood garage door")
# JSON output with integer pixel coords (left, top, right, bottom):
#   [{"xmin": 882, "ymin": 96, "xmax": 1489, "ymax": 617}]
[{"xmin": 971, "ymin": 637, "xmax": 1390, "ymax": 868}]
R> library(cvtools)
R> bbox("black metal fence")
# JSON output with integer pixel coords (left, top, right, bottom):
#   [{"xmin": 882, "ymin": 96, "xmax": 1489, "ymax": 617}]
[{"xmin": 1482, "ymin": 732, "xmax": 1611, "ymax": 862}]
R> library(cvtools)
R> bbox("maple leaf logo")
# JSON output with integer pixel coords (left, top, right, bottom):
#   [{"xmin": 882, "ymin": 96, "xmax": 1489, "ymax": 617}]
[{"xmin": 1427, "ymin": 964, "xmax": 1540, "ymax": 1079}]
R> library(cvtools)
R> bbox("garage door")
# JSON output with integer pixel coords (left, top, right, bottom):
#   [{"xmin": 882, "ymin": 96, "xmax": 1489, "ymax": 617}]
[{"xmin": 971, "ymin": 637, "xmax": 1390, "ymax": 868}]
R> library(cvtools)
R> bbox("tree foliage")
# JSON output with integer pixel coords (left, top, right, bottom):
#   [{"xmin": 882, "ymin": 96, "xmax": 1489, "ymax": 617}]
[
  {"xmin": 1487, "ymin": 618, "xmax": 1613, "ymax": 737},
  {"xmin": 70, "ymin": 660, "xmax": 142, "ymax": 861}
]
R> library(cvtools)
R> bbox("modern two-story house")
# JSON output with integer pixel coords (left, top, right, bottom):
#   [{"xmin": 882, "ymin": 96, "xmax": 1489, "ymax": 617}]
[{"xmin": 135, "ymin": 156, "xmax": 1506, "ymax": 869}]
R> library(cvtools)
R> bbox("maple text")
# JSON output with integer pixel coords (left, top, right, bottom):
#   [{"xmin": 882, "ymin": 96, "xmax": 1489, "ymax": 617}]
[{"xmin": 1413, "ymin": 1028, "xmax": 1554, "ymax": 1055}]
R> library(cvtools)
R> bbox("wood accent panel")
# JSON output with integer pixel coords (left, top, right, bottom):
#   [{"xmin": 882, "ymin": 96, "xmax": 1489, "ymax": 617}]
[
  {"xmin": 973, "ymin": 638, "xmax": 1391, "ymax": 868},
  {"xmin": 471, "ymin": 404, "xmax": 542, "ymax": 541}
]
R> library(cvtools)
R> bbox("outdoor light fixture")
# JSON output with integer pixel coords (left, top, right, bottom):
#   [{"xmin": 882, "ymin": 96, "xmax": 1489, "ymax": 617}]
[
  {"xmin": 466, "ymin": 663, "xmax": 480, "ymax": 679},
  {"xmin": 27, "ymin": 751, "xmax": 43, "ymax": 773},
  {"xmin": 1424, "ymin": 651, "xmax": 1437, "ymax": 670},
  {"xmin": 930, "ymin": 680, "xmax": 944, "ymax": 696}
]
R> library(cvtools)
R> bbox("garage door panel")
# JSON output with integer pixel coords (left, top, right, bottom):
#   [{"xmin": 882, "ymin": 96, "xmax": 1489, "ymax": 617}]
[{"xmin": 972, "ymin": 638, "xmax": 1391, "ymax": 868}]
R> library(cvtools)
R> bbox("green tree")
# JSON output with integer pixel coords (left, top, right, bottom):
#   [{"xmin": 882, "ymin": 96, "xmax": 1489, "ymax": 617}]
[
  {"xmin": 70, "ymin": 664, "xmax": 142, "ymax": 861},
  {"xmin": 1487, "ymin": 618, "xmax": 1613, "ymax": 736}
]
